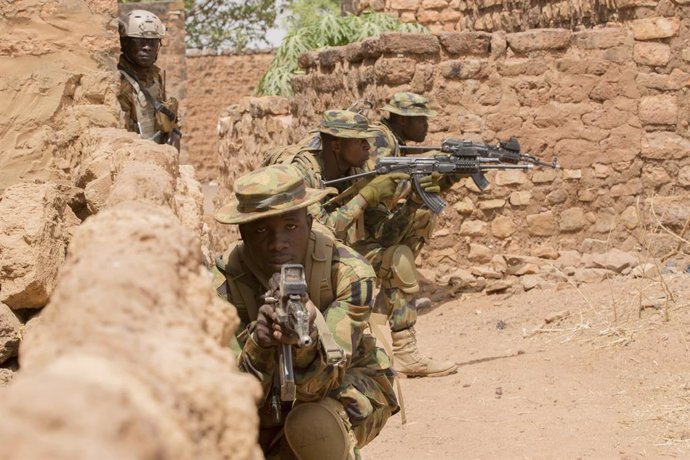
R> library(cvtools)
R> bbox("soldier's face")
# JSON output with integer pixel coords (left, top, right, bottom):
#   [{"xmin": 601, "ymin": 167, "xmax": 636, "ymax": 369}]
[
  {"xmin": 239, "ymin": 209, "xmax": 312, "ymax": 278},
  {"xmin": 122, "ymin": 37, "xmax": 160, "ymax": 68},
  {"xmin": 403, "ymin": 116, "xmax": 429, "ymax": 143},
  {"xmin": 337, "ymin": 138, "xmax": 370, "ymax": 168}
]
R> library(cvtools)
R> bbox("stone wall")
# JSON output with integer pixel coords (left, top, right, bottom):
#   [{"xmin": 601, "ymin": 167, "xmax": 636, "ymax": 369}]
[
  {"xmin": 354, "ymin": 0, "xmax": 664, "ymax": 33},
  {"xmin": 217, "ymin": 21, "xmax": 690, "ymax": 266},
  {"xmin": 186, "ymin": 51, "xmax": 274, "ymax": 182}
]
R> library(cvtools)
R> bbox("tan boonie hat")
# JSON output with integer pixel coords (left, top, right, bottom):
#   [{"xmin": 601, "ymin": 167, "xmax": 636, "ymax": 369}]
[
  {"xmin": 382, "ymin": 92, "xmax": 437, "ymax": 117},
  {"xmin": 318, "ymin": 110, "xmax": 375, "ymax": 139},
  {"xmin": 214, "ymin": 164, "xmax": 330, "ymax": 225}
]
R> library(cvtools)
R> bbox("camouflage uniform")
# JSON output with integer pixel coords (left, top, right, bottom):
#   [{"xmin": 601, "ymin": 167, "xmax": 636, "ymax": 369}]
[
  {"xmin": 213, "ymin": 165, "xmax": 398, "ymax": 459},
  {"xmin": 117, "ymin": 10, "xmax": 179, "ymax": 144},
  {"xmin": 263, "ymin": 110, "xmax": 375, "ymax": 244},
  {"xmin": 117, "ymin": 55, "xmax": 167, "ymax": 138},
  {"xmin": 354, "ymin": 94, "xmax": 458, "ymax": 377},
  {"xmin": 269, "ymin": 107, "xmax": 457, "ymax": 377}
]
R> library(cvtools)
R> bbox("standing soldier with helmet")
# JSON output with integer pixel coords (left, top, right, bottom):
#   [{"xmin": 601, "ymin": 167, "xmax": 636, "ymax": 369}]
[{"xmin": 117, "ymin": 9, "xmax": 181, "ymax": 151}]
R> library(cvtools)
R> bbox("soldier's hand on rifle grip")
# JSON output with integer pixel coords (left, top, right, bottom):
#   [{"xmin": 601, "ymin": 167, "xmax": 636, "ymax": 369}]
[
  {"xmin": 254, "ymin": 302, "xmax": 318, "ymax": 348},
  {"xmin": 254, "ymin": 304, "xmax": 280, "ymax": 348},
  {"xmin": 418, "ymin": 171, "xmax": 442, "ymax": 194}
]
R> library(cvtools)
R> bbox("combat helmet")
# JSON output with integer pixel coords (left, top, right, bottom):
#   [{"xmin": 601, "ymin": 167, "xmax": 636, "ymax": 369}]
[{"xmin": 119, "ymin": 10, "xmax": 166, "ymax": 39}]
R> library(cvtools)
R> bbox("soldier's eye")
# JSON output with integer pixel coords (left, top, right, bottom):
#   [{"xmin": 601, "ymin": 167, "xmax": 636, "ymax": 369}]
[
  {"xmin": 255, "ymin": 226, "xmax": 267, "ymax": 233},
  {"xmin": 286, "ymin": 224, "xmax": 298, "ymax": 230}
]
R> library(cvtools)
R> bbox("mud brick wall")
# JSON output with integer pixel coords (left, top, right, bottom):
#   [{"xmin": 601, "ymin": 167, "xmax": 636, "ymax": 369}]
[
  {"xmin": 217, "ymin": 22, "xmax": 690, "ymax": 262},
  {"xmin": 118, "ymin": 0, "xmax": 187, "ymax": 102},
  {"xmin": 0, "ymin": 0, "xmax": 120, "ymax": 191},
  {"xmin": 0, "ymin": 0, "xmax": 261, "ymax": 456},
  {"xmin": 186, "ymin": 50, "xmax": 274, "ymax": 182},
  {"xmin": 353, "ymin": 0, "xmax": 666, "ymax": 33}
]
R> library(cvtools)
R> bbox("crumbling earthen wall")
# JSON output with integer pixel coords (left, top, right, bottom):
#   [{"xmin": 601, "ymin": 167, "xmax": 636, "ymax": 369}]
[
  {"xmin": 186, "ymin": 51, "xmax": 274, "ymax": 182},
  {"xmin": 354, "ymin": 0, "xmax": 657, "ymax": 33},
  {"xmin": 0, "ymin": 0, "xmax": 120, "ymax": 191},
  {"xmin": 0, "ymin": 0, "xmax": 261, "ymax": 456},
  {"xmin": 217, "ymin": 19, "xmax": 690, "ymax": 269}
]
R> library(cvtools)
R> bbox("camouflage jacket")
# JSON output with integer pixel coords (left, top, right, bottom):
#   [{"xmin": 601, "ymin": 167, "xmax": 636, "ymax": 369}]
[
  {"xmin": 359, "ymin": 119, "xmax": 419, "ymax": 248},
  {"xmin": 117, "ymin": 55, "xmax": 166, "ymax": 138},
  {"xmin": 213, "ymin": 228, "xmax": 398, "ymax": 427}
]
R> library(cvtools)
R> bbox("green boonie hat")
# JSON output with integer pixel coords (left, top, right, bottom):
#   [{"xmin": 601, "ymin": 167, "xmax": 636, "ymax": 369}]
[
  {"xmin": 382, "ymin": 92, "xmax": 437, "ymax": 117},
  {"xmin": 318, "ymin": 110, "xmax": 375, "ymax": 139},
  {"xmin": 214, "ymin": 164, "xmax": 330, "ymax": 225}
]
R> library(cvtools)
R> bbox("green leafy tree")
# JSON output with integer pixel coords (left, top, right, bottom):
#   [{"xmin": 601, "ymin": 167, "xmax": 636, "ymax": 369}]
[
  {"xmin": 184, "ymin": 0, "xmax": 282, "ymax": 50},
  {"xmin": 282, "ymin": 0, "xmax": 340, "ymax": 31},
  {"xmin": 256, "ymin": 11, "xmax": 427, "ymax": 97}
]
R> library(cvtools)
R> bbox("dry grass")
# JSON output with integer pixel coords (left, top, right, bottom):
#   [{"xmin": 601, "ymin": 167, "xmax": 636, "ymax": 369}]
[{"xmin": 524, "ymin": 195, "xmax": 689, "ymax": 347}]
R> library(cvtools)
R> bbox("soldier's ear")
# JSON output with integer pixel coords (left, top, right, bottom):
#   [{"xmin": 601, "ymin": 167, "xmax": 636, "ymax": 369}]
[
  {"xmin": 305, "ymin": 212, "xmax": 313, "ymax": 231},
  {"xmin": 330, "ymin": 138, "xmax": 341, "ymax": 154}
]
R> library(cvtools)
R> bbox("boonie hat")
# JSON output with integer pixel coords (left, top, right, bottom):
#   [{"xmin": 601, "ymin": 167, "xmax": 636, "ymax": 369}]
[
  {"xmin": 214, "ymin": 164, "xmax": 330, "ymax": 225},
  {"xmin": 318, "ymin": 110, "xmax": 375, "ymax": 139},
  {"xmin": 382, "ymin": 92, "xmax": 437, "ymax": 117}
]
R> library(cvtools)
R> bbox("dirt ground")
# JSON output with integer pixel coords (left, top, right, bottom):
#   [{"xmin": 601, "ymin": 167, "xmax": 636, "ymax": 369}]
[{"xmin": 364, "ymin": 272, "xmax": 690, "ymax": 459}]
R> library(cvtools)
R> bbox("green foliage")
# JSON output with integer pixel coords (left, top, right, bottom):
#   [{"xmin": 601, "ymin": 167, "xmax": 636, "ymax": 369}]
[
  {"xmin": 184, "ymin": 0, "xmax": 282, "ymax": 50},
  {"xmin": 256, "ymin": 12, "xmax": 427, "ymax": 97},
  {"xmin": 282, "ymin": 0, "xmax": 340, "ymax": 31}
]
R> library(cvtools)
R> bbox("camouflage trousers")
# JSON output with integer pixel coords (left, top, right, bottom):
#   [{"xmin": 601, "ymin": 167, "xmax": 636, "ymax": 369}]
[
  {"xmin": 403, "ymin": 207, "xmax": 436, "ymax": 257},
  {"xmin": 353, "ymin": 242, "xmax": 416, "ymax": 332},
  {"xmin": 352, "ymin": 207, "xmax": 435, "ymax": 332}
]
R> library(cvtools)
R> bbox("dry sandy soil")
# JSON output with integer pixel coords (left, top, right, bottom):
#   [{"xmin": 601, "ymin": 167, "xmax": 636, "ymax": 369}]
[{"xmin": 364, "ymin": 272, "xmax": 690, "ymax": 459}]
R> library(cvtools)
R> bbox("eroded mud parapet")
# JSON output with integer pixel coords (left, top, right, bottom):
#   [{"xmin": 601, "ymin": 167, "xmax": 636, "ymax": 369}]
[{"xmin": 0, "ymin": 201, "xmax": 262, "ymax": 460}]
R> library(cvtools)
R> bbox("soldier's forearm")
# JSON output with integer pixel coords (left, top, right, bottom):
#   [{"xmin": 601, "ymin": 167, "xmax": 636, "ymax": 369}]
[{"xmin": 323, "ymin": 195, "xmax": 368, "ymax": 240}]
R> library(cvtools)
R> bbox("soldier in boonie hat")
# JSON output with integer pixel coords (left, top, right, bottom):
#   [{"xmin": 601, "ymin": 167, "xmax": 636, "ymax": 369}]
[
  {"xmin": 214, "ymin": 164, "xmax": 330, "ymax": 225},
  {"xmin": 379, "ymin": 92, "xmax": 436, "ymax": 145},
  {"xmin": 381, "ymin": 92, "xmax": 437, "ymax": 117},
  {"xmin": 318, "ymin": 109, "xmax": 374, "ymax": 139},
  {"xmin": 212, "ymin": 163, "xmax": 398, "ymax": 459}
]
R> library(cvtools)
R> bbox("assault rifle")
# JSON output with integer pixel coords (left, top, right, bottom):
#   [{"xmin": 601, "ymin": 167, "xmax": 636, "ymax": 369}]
[
  {"xmin": 263, "ymin": 264, "xmax": 311, "ymax": 422},
  {"xmin": 400, "ymin": 136, "xmax": 559, "ymax": 169},
  {"xmin": 322, "ymin": 154, "xmax": 534, "ymax": 214}
]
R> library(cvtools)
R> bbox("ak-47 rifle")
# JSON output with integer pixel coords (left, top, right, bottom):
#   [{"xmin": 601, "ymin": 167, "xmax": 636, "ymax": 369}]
[
  {"xmin": 400, "ymin": 136, "xmax": 559, "ymax": 169},
  {"xmin": 322, "ymin": 153, "xmax": 534, "ymax": 214},
  {"xmin": 263, "ymin": 264, "xmax": 311, "ymax": 422}
]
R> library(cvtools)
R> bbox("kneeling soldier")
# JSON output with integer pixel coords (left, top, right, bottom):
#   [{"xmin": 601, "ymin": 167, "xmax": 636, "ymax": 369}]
[{"xmin": 213, "ymin": 164, "xmax": 398, "ymax": 459}]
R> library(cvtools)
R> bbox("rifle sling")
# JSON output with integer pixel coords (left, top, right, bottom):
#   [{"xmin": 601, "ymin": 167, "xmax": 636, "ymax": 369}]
[{"xmin": 312, "ymin": 308, "xmax": 345, "ymax": 366}]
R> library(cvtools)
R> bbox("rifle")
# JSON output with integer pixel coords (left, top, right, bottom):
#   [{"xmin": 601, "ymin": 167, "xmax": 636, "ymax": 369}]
[
  {"xmin": 400, "ymin": 136, "xmax": 559, "ymax": 169},
  {"xmin": 322, "ymin": 154, "xmax": 534, "ymax": 214},
  {"xmin": 263, "ymin": 264, "xmax": 311, "ymax": 422}
]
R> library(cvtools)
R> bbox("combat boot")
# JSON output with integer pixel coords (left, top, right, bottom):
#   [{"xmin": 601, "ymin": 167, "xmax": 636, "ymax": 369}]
[{"xmin": 391, "ymin": 327, "xmax": 457, "ymax": 378}]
